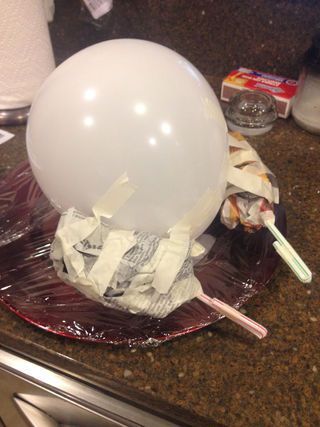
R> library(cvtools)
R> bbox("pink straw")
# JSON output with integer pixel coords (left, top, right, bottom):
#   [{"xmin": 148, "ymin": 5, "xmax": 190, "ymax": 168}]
[{"xmin": 198, "ymin": 293, "xmax": 267, "ymax": 339}]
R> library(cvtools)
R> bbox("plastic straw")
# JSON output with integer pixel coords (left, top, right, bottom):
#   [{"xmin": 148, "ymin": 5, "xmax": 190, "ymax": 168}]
[
  {"xmin": 265, "ymin": 220, "xmax": 312, "ymax": 283},
  {"xmin": 198, "ymin": 293, "xmax": 267, "ymax": 339}
]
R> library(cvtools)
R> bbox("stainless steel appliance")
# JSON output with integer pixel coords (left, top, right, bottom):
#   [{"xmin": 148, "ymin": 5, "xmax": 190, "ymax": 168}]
[{"xmin": 0, "ymin": 347, "xmax": 179, "ymax": 427}]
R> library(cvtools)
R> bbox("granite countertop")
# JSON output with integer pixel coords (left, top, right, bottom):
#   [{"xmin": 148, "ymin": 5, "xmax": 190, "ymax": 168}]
[{"xmin": 0, "ymin": 2, "xmax": 320, "ymax": 426}]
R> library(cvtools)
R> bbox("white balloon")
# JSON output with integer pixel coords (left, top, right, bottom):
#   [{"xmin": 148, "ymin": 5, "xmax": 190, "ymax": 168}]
[{"xmin": 27, "ymin": 39, "xmax": 228, "ymax": 239}]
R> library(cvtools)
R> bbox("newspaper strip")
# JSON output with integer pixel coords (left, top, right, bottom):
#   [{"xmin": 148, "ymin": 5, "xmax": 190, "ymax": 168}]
[
  {"xmin": 51, "ymin": 208, "xmax": 202, "ymax": 318},
  {"xmin": 221, "ymin": 132, "xmax": 279, "ymax": 232}
]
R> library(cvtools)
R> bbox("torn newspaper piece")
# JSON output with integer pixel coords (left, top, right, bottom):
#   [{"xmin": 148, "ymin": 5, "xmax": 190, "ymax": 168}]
[{"xmin": 51, "ymin": 208, "xmax": 202, "ymax": 318}]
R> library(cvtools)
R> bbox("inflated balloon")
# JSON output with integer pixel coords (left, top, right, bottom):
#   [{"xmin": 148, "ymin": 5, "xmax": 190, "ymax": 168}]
[{"xmin": 27, "ymin": 39, "xmax": 228, "ymax": 239}]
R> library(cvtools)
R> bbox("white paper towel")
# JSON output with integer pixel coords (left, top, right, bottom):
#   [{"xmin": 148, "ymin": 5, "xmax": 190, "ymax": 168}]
[{"xmin": 0, "ymin": 0, "xmax": 55, "ymax": 109}]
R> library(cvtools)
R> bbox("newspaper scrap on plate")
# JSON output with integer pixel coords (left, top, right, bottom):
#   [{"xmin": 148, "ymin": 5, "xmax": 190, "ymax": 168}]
[{"xmin": 221, "ymin": 132, "xmax": 279, "ymax": 232}]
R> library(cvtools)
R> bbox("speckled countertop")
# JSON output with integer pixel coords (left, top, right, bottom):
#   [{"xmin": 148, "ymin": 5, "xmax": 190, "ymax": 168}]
[{"xmin": 0, "ymin": 2, "xmax": 320, "ymax": 426}]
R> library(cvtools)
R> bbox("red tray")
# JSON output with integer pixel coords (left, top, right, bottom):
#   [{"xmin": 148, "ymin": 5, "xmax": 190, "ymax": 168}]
[{"xmin": 0, "ymin": 162, "xmax": 285, "ymax": 346}]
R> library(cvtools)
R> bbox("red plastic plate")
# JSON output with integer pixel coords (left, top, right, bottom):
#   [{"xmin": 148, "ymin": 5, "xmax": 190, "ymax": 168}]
[{"xmin": 0, "ymin": 162, "xmax": 285, "ymax": 346}]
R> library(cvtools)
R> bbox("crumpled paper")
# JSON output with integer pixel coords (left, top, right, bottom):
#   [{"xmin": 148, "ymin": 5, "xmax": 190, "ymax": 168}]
[
  {"xmin": 221, "ymin": 132, "xmax": 279, "ymax": 232},
  {"xmin": 51, "ymin": 208, "xmax": 203, "ymax": 318}
]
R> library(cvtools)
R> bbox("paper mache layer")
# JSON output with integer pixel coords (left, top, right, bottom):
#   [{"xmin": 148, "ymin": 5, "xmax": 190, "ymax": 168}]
[{"xmin": 51, "ymin": 133, "xmax": 279, "ymax": 318}]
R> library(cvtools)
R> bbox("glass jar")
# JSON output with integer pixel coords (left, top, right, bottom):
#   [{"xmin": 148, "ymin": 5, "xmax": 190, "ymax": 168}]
[
  {"xmin": 225, "ymin": 90, "xmax": 278, "ymax": 136},
  {"xmin": 292, "ymin": 33, "xmax": 320, "ymax": 134}
]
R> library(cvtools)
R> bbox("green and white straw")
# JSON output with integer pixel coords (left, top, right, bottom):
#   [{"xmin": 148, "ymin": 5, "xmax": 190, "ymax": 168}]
[{"xmin": 265, "ymin": 220, "xmax": 312, "ymax": 284}]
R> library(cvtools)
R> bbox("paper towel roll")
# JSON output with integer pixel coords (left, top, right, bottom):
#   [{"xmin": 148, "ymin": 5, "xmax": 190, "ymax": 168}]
[{"xmin": 0, "ymin": 0, "xmax": 55, "ymax": 110}]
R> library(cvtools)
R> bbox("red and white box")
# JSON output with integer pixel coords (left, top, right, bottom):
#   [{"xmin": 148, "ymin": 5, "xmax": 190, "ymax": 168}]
[{"xmin": 221, "ymin": 67, "xmax": 298, "ymax": 118}]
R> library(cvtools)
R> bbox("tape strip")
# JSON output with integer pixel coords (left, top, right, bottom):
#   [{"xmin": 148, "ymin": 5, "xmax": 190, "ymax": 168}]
[
  {"xmin": 53, "ymin": 210, "xmax": 101, "ymax": 293},
  {"xmin": 224, "ymin": 185, "xmax": 247, "ymax": 199},
  {"xmin": 228, "ymin": 133, "xmax": 251, "ymax": 150},
  {"xmin": 227, "ymin": 165, "xmax": 274, "ymax": 203},
  {"xmin": 227, "ymin": 133, "xmax": 279, "ymax": 203},
  {"xmin": 168, "ymin": 188, "xmax": 220, "ymax": 240},
  {"xmin": 242, "ymin": 164, "xmax": 279, "ymax": 203},
  {"xmin": 57, "ymin": 217, "xmax": 99, "ymax": 251},
  {"xmin": 93, "ymin": 173, "xmax": 137, "ymax": 219},
  {"xmin": 151, "ymin": 230, "xmax": 190, "ymax": 294},
  {"xmin": 230, "ymin": 148, "xmax": 263, "ymax": 167},
  {"xmin": 88, "ymin": 229, "xmax": 136, "ymax": 296},
  {"xmin": 191, "ymin": 241, "xmax": 206, "ymax": 258},
  {"xmin": 246, "ymin": 166, "xmax": 279, "ymax": 203},
  {"xmin": 243, "ymin": 164, "xmax": 269, "ymax": 176}
]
